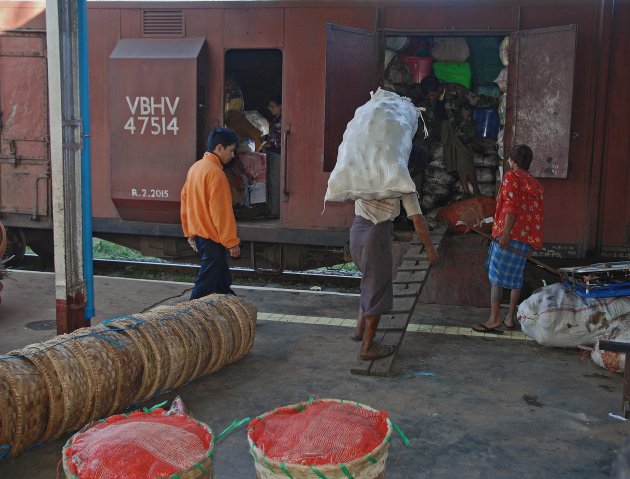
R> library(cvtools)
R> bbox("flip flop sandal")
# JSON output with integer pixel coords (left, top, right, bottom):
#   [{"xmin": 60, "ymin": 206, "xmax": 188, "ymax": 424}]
[
  {"xmin": 502, "ymin": 320, "xmax": 517, "ymax": 330},
  {"xmin": 360, "ymin": 344, "xmax": 396, "ymax": 361},
  {"xmin": 351, "ymin": 335, "xmax": 363, "ymax": 342},
  {"xmin": 472, "ymin": 324, "xmax": 504, "ymax": 335}
]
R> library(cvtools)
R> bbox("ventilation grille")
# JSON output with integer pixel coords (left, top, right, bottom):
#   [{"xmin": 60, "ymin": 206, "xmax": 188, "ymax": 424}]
[{"xmin": 142, "ymin": 10, "xmax": 185, "ymax": 37}]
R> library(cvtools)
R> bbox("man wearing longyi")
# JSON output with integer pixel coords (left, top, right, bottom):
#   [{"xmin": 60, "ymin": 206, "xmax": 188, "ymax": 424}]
[
  {"xmin": 351, "ymin": 195, "xmax": 438, "ymax": 360},
  {"xmin": 473, "ymin": 144, "xmax": 544, "ymax": 334},
  {"xmin": 324, "ymin": 88, "xmax": 439, "ymax": 361}
]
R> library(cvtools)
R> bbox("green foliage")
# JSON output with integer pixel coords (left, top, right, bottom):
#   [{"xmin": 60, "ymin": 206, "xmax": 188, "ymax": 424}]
[
  {"xmin": 92, "ymin": 238, "xmax": 163, "ymax": 262},
  {"xmin": 308, "ymin": 262, "xmax": 359, "ymax": 275}
]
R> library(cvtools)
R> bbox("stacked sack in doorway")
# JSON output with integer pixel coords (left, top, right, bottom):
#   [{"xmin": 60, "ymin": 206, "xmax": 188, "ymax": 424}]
[{"xmin": 421, "ymin": 142, "xmax": 500, "ymax": 229}]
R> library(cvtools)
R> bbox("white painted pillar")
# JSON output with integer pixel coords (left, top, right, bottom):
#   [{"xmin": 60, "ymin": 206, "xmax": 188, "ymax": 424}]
[{"xmin": 46, "ymin": 0, "xmax": 87, "ymax": 334}]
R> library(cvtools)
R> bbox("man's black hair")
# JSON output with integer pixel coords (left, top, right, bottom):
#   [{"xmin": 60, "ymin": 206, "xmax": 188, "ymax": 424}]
[
  {"xmin": 420, "ymin": 74, "xmax": 440, "ymax": 95},
  {"xmin": 269, "ymin": 95, "xmax": 282, "ymax": 106},
  {"xmin": 511, "ymin": 144, "xmax": 533, "ymax": 170},
  {"xmin": 207, "ymin": 127, "xmax": 238, "ymax": 152}
]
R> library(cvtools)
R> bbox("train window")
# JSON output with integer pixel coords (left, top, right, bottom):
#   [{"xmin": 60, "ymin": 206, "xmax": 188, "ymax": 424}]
[{"xmin": 224, "ymin": 49, "xmax": 283, "ymax": 220}]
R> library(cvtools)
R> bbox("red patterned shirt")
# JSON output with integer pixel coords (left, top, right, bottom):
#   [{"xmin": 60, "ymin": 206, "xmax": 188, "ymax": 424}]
[{"xmin": 492, "ymin": 169, "xmax": 544, "ymax": 249}]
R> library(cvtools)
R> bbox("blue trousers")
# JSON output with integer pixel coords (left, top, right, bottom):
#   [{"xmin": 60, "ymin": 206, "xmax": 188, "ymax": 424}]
[{"xmin": 190, "ymin": 237, "xmax": 234, "ymax": 299}]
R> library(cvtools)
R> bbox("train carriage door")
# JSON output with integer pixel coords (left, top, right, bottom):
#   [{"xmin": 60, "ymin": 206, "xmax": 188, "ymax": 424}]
[
  {"xmin": 0, "ymin": 31, "xmax": 50, "ymax": 223},
  {"xmin": 223, "ymin": 49, "xmax": 282, "ymax": 220},
  {"xmin": 324, "ymin": 24, "xmax": 378, "ymax": 172},
  {"xmin": 506, "ymin": 25, "xmax": 577, "ymax": 178}
]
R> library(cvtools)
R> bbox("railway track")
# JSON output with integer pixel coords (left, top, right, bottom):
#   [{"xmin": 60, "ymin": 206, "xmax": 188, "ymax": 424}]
[{"xmin": 17, "ymin": 254, "xmax": 361, "ymax": 291}]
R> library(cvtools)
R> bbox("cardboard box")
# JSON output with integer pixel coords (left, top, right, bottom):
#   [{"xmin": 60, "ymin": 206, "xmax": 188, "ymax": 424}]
[{"xmin": 226, "ymin": 110, "xmax": 266, "ymax": 151}]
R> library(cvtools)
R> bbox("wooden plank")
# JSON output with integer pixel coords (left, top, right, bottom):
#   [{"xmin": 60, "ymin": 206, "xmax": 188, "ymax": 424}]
[
  {"xmin": 350, "ymin": 362, "xmax": 372, "ymax": 376},
  {"xmin": 393, "ymin": 283, "xmax": 422, "ymax": 296},
  {"xmin": 377, "ymin": 313, "xmax": 409, "ymax": 331},
  {"xmin": 404, "ymin": 246, "xmax": 424, "ymax": 257},
  {"xmin": 368, "ymin": 330, "xmax": 399, "ymax": 377},
  {"xmin": 399, "ymin": 259, "xmax": 427, "ymax": 270},
  {"xmin": 389, "ymin": 297, "xmax": 415, "ymax": 315},
  {"xmin": 393, "ymin": 270, "xmax": 426, "ymax": 284}
]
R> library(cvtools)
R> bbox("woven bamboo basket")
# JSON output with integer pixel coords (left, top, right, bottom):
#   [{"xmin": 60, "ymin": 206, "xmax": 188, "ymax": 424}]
[
  {"xmin": 217, "ymin": 295, "xmax": 257, "ymax": 357},
  {"xmin": 62, "ymin": 410, "xmax": 215, "ymax": 479},
  {"xmin": 70, "ymin": 325, "xmax": 136, "ymax": 421},
  {"xmin": 87, "ymin": 326, "xmax": 144, "ymax": 411},
  {"xmin": 139, "ymin": 311, "xmax": 188, "ymax": 392},
  {"xmin": 0, "ymin": 354, "xmax": 48, "ymax": 457},
  {"xmin": 10, "ymin": 344, "xmax": 64, "ymax": 441},
  {"xmin": 166, "ymin": 316, "xmax": 202, "ymax": 388},
  {"xmin": 209, "ymin": 307, "xmax": 236, "ymax": 366},
  {"xmin": 0, "ymin": 371, "xmax": 14, "ymax": 449},
  {"xmin": 205, "ymin": 296, "xmax": 246, "ymax": 363},
  {"xmin": 207, "ymin": 295, "xmax": 255, "ymax": 361},
  {"xmin": 105, "ymin": 316, "xmax": 170, "ymax": 403},
  {"xmin": 248, "ymin": 400, "xmax": 394, "ymax": 479},
  {"xmin": 37, "ymin": 336, "xmax": 94, "ymax": 434},
  {"xmin": 185, "ymin": 303, "xmax": 229, "ymax": 375},
  {"xmin": 169, "ymin": 304, "xmax": 212, "ymax": 382}
]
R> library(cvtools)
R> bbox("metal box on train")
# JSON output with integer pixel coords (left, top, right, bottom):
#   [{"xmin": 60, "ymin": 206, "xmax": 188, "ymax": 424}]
[{"xmin": 109, "ymin": 37, "xmax": 208, "ymax": 223}]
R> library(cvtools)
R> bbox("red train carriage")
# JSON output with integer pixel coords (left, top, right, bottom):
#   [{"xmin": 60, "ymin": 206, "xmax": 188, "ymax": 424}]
[{"xmin": 1, "ymin": 0, "xmax": 629, "ymax": 272}]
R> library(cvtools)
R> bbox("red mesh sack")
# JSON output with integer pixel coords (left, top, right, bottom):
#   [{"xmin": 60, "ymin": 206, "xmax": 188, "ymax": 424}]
[
  {"xmin": 63, "ymin": 408, "xmax": 213, "ymax": 479},
  {"xmin": 248, "ymin": 400, "xmax": 390, "ymax": 466},
  {"xmin": 437, "ymin": 196, "xmax": 496, "ymax": 233}
]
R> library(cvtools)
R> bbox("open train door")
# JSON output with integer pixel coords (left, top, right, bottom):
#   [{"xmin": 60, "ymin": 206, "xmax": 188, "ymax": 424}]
[
  {"xmin": 324, "ymin": 24, "xmax": 379, "ymax": 172},
  {"xmin": 506, "ymin": 25, "xmax": 578, "ymax": 178}
]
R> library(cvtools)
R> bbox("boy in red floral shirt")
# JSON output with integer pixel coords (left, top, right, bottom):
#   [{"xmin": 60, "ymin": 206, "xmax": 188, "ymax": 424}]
[{"xmin": 473, "ymin": 144, "xmax": 544, "ymax": 334}]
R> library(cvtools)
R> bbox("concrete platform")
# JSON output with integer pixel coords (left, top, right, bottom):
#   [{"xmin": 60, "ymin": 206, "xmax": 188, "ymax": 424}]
[{"xmin": 0, "ymin": 271, "xmax": 627, "ymax": 478}]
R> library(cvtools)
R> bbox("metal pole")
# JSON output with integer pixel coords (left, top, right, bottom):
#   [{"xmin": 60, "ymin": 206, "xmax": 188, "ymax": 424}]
[
  {"xmin": 78, "ymin": 0, "xmax": 95, "ymax": 320},
  {"xmin": 46, "ymin": 0, "xmax": 87, "ymax": 334}
]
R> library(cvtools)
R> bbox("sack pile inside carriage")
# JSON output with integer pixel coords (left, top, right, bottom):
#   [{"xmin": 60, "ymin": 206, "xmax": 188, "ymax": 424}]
[{"xmin": 383, "ymin": 34, "xmax": 510, "ymax": 228}]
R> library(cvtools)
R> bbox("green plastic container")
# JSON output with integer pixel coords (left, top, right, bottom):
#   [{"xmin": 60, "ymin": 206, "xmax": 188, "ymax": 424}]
[{"xmin": 432, "ymin": 62, "xmax": 472, "ymax": 89}]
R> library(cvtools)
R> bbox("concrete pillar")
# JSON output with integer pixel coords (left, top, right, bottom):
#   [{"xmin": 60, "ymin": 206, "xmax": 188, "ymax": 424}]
[{"xmin": 46, "ymin": 0, "xmax": 88, "ymax": 334}]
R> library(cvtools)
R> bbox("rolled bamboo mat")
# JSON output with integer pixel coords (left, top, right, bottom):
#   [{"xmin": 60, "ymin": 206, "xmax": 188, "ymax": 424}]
[{"xmin": 0, "ymin": 294, "xmax": 257, "ymax": 459}]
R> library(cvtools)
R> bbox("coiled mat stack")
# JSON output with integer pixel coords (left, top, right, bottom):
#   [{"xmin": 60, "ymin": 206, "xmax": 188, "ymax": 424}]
[{"xmin": 0, "ymin": 294, "xmax": 257, "ymax": 459}]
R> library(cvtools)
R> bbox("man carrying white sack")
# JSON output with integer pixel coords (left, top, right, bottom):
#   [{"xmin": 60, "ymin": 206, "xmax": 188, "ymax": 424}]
[
  {"xmin": 325, "ymin": 88, "xmax": 439, "ymax": 360},
  {"xmin": 351, "ymin": 194, "xmax": 439, "ymax": 360}
]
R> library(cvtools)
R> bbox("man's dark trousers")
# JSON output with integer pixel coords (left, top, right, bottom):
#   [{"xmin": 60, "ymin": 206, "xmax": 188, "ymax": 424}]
[{"xmin": 190, "ymin": 237, "xmax": 234, "ymax": 299}]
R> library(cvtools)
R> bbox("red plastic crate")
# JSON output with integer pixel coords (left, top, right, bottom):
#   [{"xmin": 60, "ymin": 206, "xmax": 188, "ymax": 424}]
[{"xmin": 401, "ymin": 56, "xmax": 433, "ymax": 83}]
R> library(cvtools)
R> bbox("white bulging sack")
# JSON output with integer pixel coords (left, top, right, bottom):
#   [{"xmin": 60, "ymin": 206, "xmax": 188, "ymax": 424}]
[
  {"xmin": 325, "ymin": 88, "xmax": 418, "ymax": 202},
  {"xmin": 518, "ymin": 283, "xmax": 630, "ymax": 347}
]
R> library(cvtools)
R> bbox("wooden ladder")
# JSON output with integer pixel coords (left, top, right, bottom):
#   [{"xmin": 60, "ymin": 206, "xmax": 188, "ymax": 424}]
[{"xmin": 350, "ymin": 224, "xmax": 448, "ymax": 377}]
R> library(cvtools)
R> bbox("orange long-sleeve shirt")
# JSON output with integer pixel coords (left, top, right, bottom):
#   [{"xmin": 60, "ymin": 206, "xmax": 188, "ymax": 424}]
[{"xmin": 180, "ymin": 152, "xmax": 240, "ymax": 249}]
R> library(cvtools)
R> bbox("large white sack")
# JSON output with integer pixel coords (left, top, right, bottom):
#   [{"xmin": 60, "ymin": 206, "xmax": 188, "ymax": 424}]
[
  {"xmin": 431, "ymin": 37, "xmax": 470, "ymax": 62},
  {"xmin": 591, "ymin": 314, "xmax": 630, "ymax": 373},
  {"xmin": 518, "ymin": 283, "xmax": 630, "ymax": 347},
  {"xmin": 325, "ymin": 88, "xmax": 418, "ymax": 202}
]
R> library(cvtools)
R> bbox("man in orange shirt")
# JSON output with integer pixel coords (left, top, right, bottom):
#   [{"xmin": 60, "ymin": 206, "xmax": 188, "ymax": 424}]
[{"xmin": 181, "ymin": 128, "xmax": 241, "ymax": 299}]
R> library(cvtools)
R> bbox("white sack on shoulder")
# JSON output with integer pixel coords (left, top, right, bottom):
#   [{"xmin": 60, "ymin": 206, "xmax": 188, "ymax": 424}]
[
  {"xmin": 325, "ymin": 88, "xmax": 418, "ymax": 202},
  {"xmin": 518, "ymin": 283, "xmax": 630, "ymax": 348}
]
